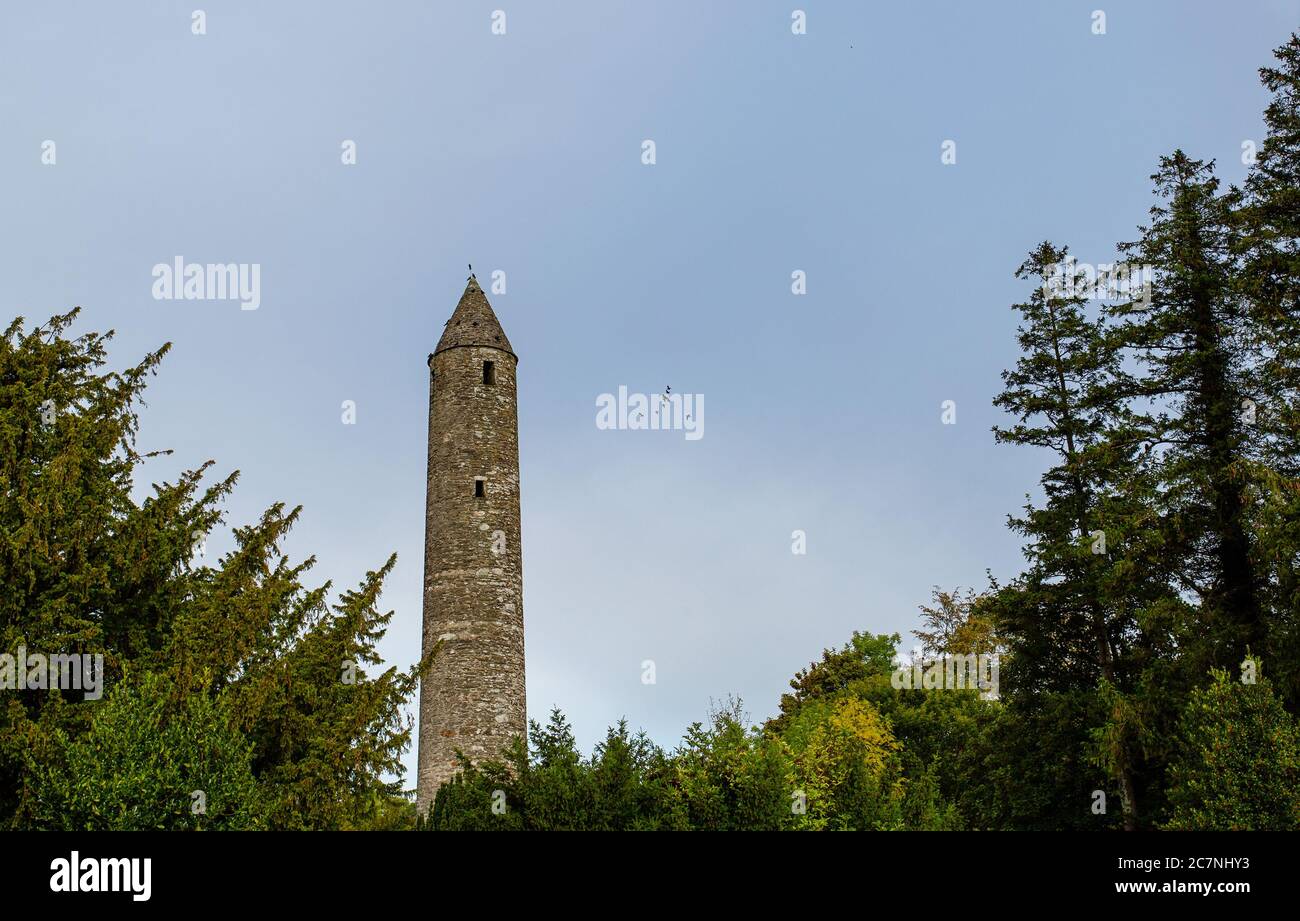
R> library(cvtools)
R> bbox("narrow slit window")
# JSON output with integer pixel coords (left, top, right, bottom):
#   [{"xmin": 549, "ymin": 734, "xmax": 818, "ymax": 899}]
[
  {"xmin": 474, "ymin": 478, "xmax": 486, "ymax": 498},
  {"xmin": 483, "ymin": 360, "xmax": 496, "ymax": 385}
]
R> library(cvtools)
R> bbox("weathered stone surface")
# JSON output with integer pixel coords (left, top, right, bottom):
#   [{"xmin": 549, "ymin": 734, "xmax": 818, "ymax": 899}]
[{"xmin": 416, "ymin": 277, "xmax": 525, "ymax": 815}]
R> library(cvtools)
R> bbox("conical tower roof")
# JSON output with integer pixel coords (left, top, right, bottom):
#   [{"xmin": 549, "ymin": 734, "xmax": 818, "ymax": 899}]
[{"xmin": 434, "ymin": 275, "xmax": 516, "ymax": 359}]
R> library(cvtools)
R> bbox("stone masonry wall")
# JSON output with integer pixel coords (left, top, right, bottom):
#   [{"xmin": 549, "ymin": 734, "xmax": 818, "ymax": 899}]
[{"xmin": 416, "ymin": 343, "xmax": 525, "ymax": 814}]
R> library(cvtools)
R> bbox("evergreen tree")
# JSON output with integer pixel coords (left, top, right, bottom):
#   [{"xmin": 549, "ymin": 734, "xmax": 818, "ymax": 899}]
[
  {"xmin": 1108, "ymin": 155, "xmax": 1262, "ymax": 671},
  {"xmin": 0, "ymin": 311, "xmax": 429, "ymax": 829},
  {"xmin": 992, "ymin": 242, "xmax": 1155, "ymax": 828},
  {"xmin": 1238, "ymin": 34, "xmax": 1300, "ymax": 708},
  {"xmin": 589, "ymin": 720, "xmax": 671, "ymax": 830},
  {"xmin": 671, "ymin": 698, "xmax": 792, "ymax": 831}
]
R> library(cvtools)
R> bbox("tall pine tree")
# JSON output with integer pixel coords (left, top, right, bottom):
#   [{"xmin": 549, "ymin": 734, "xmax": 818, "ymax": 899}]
[
  {"xmin": 1107, "ymin": 154, "xmax": 1262, "ymax": 675},
  {"xmin": 993, "ymin": 242, "xmax": 1161, "ymax": 828}
]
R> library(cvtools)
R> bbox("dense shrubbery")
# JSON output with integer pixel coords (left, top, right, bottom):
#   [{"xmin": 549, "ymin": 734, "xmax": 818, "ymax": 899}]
[
  {"xmin": 426, "ymin": 625, "xmax": 1300, "ymax": 831},
  {"xmin": 30, "ymin": 673, "xmax": 264, "ymax": 830},
  {"xmin": 1164, "ymin": 669, "xmax": 1300, "ymax": 830},
  {"xmin": 424, "ymin": 642, "xmax": 981, "ymax": 831}
]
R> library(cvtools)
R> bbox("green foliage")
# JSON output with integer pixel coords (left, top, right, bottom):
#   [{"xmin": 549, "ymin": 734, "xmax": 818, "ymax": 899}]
[
  {"xmin": 425, "ymin": 704, "xmax": 790, "ymax": 831},
  {"xmin": 1164, "ymin": 669, "xmax": 1300, "ymax": 830},
  {"xmin": 0, "ymin": 310, "xmax": 428, "ymax": 830},
  {"xmin": 425, "ymin": 642, "xmax": 987, "ymax": 831},
  {"xmin": 1240, "ymin": 35, "xmax": 1300, "ymax": 711},
  {"xmin": 787, "ymin": 696, "xmax": 903, "ymax": 830},
  {"xmin": 976, "ymin": 37, "xmax": 1300, "ymax": 828},
  {"xmin": 973, "ymin": 691, "xmax": 1123, "ymax": 831},
  {"xmin": 913, "ymin": 587, "xmax": 1001, "ymax": 658},
  {"xmin": 29, "ymin": 673, "xmax": 263, "ymax": 830},
  {"xmin": 669, "ymin": 700, "xmax": 792, "ymax": 830},
  {"xmin": 347, "ymin": 791, "xmax": 418, "ymax": 831},
  {"xmin": 766, "ymin": 631, "xmax": 899, "ymax": 735}
]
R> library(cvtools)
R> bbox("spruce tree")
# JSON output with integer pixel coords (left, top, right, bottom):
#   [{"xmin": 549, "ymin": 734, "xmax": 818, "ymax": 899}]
[
  {"xmin": 1239, "ymin": 34, "xmax": 1300, "ymax": 707},
  {"xmin": 1107, "ymin": 154, "xmax": 1262, "ymax": 672},
  {"xmin": 992, "ymin": 242, "xmax": 1154, "ymax": 828}
]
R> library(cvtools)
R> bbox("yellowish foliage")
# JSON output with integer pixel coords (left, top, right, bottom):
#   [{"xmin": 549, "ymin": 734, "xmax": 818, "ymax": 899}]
[{"xmin": 796, "ymin": 697, "xmax": 902, "ymax": 829}]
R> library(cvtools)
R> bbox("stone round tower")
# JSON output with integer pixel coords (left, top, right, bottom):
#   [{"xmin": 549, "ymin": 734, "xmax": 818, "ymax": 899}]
[{"xmin": 417, "ymin": 275, "xmax": 525, "ymax": 815}]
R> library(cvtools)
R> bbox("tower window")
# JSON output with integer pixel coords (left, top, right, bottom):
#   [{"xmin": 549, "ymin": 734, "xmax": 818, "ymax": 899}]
[
  {"xmin": 474, "ymin": 478, "xmax": 486, "ymax": 498},
  {"xmin": 483, "ymin": 360, "xmax": 496, "ymax": 385}
]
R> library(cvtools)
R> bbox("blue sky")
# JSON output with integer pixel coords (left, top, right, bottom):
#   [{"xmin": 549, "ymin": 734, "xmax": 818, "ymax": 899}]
[{"xmin": 2, "ymin": 1, "xmax": 1296, "ymax": 781}]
